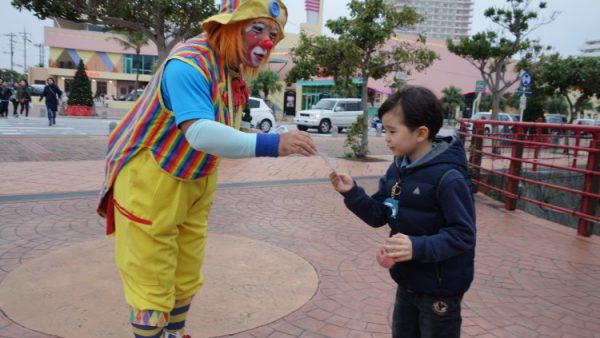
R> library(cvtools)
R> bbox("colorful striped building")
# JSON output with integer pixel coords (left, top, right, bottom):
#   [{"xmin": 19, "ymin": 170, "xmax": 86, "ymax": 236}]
[{"xmin": 29, "ymin": 20, "xmax": 158, "ymax": 100}]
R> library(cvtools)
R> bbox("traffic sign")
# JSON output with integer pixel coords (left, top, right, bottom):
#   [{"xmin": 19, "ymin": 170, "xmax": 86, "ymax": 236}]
[
  {"xmin": 520, "ymin": 71, "xmax": 532, "ymax": 87},
  {"xmin": 516, "ymin": 88, "xmax": 532, "ymax": 95},
  {"xmin": 475, "ymin": 80, "xmax": 486, "ymax": 92}
]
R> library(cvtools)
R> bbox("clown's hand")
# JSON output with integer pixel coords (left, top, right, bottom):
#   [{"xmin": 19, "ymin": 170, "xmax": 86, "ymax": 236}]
[{"xmin": 278, "ymin": 131, "xmax": 317, "ymax": 157}]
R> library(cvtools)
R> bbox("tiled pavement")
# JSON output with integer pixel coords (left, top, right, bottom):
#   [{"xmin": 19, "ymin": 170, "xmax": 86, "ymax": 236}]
[{"xmin": 1, "ymin": 135, "xmax": 600, "ymax": 338}]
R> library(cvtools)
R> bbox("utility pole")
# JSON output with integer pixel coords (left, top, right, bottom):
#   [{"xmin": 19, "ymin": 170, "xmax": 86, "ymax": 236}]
[
  {"xmin": 3, "ymin": 33, "xmax": 17, "ymax": 76},
  {"xmin": 20, "ymin": 27, "xmax": 32, "ymax": 73},
  {"xmin": 34, "ymin": 43, "xmax": 45, "ymax": 67}
]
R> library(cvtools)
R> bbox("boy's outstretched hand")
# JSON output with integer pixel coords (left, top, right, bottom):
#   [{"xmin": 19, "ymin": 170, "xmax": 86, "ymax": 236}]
[
  {"xmin": 329, "ymin": 172, "xmax": 354, "ymax": 193},
  {"xmin": 279, "ymin": 130, "xmax": 317, "ymax": 157}
]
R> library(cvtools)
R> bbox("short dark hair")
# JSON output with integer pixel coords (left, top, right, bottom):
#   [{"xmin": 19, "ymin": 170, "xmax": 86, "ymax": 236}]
[{"xmin": 378, "ymin": 86, "xmax": 443, "ymax": 140}]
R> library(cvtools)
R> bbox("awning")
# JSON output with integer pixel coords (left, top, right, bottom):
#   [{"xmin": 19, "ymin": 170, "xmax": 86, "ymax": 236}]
[{"xmin": 268, "ymin": 57, "xmax": 288, "ymax": 64}]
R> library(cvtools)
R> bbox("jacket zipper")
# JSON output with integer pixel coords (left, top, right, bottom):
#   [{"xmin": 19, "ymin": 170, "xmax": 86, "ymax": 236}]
[{"xmin": 436, "ymin": 263, "xmax": 443, "ymax": 287}]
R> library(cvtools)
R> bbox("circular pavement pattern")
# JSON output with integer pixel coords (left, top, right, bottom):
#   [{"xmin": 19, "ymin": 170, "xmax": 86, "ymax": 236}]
[{"xmin": 0, "ymin": 234, "xmax": 318, "ymax": 338}]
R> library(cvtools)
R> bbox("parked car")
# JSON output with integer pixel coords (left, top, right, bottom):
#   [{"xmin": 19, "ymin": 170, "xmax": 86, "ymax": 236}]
[
  {"xmin": 293, "ymin": 98, "xmax": 362, "ymax": 133},
  {"xmin": 511, "ymin": 114, "xmax": 521, "ymax": 122},
  {"xmin": 544, "ymin": 114, "xmax": 567, "ymax": 124},
  {"xmin": 458, "ymin": 112, "xmax": 514, "ymax": 134},
  {"xmin": 573, "ymin": 118, "xmax": 595, "ymax": 126},
  {"xmin": 572, "ymin": 118, "xmax": 597, "ymax": 138},
  {"xmin": 118, "ymin": 89, "xmax": 144, "ymax": 101},
  {"xmin": 542, "ymin": 114, "xmax": 567, "ymax": 135},
  {"xmin": 30, "ymin": 84, "xmax": 45, "ymax": 97},
  {"xmin": 248, "ymin": 96, "xmax": 275, "ymax": 132}
]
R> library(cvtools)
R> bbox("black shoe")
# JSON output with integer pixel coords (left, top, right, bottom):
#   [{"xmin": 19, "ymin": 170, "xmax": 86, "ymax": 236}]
[
  {"xmin": 49, "ymin": 121, "xmax": 52, "ymax": 126},
  {"xmin": 52, "ymin": 118, "xmax": 56, "ymax": 125}
]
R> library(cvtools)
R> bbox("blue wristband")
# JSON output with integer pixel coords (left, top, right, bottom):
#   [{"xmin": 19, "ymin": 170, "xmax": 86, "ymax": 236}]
[{"xmin": 255, "ymin": 133, "xmax": 279, "ymax": 157}]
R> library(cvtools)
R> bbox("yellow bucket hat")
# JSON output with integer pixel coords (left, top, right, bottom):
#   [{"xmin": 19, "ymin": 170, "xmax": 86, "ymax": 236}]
[{"xmin": 203, "ymin": 0, "xmax": 288, "ymax": 40}]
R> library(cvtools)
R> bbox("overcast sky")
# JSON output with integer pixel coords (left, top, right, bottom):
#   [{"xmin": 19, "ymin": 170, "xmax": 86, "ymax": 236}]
[{"xmin": 1, "ymin": 0, "xmax": 598, "ymax": 73}]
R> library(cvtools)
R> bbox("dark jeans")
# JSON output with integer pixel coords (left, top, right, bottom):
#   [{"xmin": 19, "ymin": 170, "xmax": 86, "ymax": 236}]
[
  {"xmin": 46, "ymin": 104, "xmax": 57, "ymax": 121},
  {"xmin": 20, "ymin": 100, "xmax": 30, "ymax": 117},
  {"xmin": 11, "ymin": 100, "xmax": 18, "ymax": 115},
  {"xmin": 392, "ymin": 286, "xmax": 463, "ymax": 338},
  {"xmin": 0, "ymin": 101, "xmax": 8, "ymax": 117}
]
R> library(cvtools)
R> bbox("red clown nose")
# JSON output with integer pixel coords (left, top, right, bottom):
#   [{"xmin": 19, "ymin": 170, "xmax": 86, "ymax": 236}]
[{"xmin": 259, "ymin": 40, "xmax": 274, "ymax": 50}]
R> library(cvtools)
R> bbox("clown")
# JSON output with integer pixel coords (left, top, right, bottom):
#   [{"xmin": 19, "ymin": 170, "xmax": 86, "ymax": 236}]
[{"xmin": 97, "ymin": 1, "xmax": 316, "ymax": 337}]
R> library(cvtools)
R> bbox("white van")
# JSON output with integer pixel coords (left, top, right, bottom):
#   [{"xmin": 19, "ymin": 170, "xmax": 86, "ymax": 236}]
[
  {"xmin": 459, "ymin": 112, "xmax": 514, "ymax": 134},
  {"xmin": 293, "ymin": 98, "xmax": 363, "ymax": 133}
]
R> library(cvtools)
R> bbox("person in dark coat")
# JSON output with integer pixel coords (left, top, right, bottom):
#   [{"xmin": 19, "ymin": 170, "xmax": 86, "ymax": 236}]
[
  {"xmin": 17, "ymin": 79, "xmax": 32, "ymax": 118},
  {"xmin": 10, "ymin": 81, "xmax": 19, "ymax": 117},
  {"xmin": 0, "ymin": 80, "xmax": 12, "ymax": 118},
  {"xmin": 39, "ymin": 77, "xmax": 63, "ymax": 126}
]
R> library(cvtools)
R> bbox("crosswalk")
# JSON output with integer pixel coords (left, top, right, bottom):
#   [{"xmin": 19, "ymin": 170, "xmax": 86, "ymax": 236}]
[{"xmin": 0, "ymin": 117, "xmax": 86, "ymax": 136}]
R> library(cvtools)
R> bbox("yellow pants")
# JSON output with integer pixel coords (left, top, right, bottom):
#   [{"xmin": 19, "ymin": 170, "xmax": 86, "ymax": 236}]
[{"xmin": 113, "ymin": 150, "xmax": 217, "ymax": 321}]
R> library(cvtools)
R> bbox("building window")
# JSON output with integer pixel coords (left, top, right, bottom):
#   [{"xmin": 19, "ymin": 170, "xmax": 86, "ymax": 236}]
[
  {"xmin": 58, "ymin": 61, "xmax": 75, "ymax": 69},
  {"xmin": 123, "ymin": 54, "xmax": 158, "ymax": 75}
]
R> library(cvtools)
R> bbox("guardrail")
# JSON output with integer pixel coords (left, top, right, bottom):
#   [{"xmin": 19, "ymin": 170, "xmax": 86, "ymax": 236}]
[{"xmin": 457, "ymin": 118, "xmax": 600, "ymax": 236}]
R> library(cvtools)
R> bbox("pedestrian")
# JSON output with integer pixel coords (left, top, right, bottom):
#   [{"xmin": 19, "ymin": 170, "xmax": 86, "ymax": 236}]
[
  {"xmin": 96, "ymin": 1, "xmax": 316, "ymax": 338},
  {"xmin": 10, "ymin": 81, "xmax": 19, "ymax": 117},
  {"xmin": 39, "ymin": 77, "xmax": 62, "ymax": 126},
  {"xmin": 329, "ymin": 86, "xmax": 476, "ymax": 338},
  {"xmin": 17, "ymin": 79, "xmax": 32, "ymax": 118},
  {"xmin": 0, "ymin": 80, "xmax": 11, "ymax": 118}
]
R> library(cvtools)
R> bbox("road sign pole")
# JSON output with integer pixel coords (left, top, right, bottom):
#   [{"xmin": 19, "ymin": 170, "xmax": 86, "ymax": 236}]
[
  {"xmin": 473, "ymin": 80, "xmax": 485, "ymax": 116},
  {"xmin": 519, "ymin": 94, "xmax": 527, "ymax": 122},
  {"xmin": 472, "ymin": 92, "xmax": 482, "ymax": 116}
]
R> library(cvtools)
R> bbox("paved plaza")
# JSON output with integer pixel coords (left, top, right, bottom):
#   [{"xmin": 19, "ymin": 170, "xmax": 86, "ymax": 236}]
[{"xmin": 0, "ymin": 134, "xmax": 599, "ymax": 338}]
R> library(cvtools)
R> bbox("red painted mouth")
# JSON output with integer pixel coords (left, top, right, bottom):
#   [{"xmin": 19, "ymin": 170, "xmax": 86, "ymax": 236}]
[{"xmin": 254, "ymin": 52, "xmax": 265, "ymax": 62}]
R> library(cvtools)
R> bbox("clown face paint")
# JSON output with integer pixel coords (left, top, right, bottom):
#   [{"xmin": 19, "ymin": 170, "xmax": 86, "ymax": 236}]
[{"xmin": 242, "ymin": 20, "xmax": 280, "ymax": 67}]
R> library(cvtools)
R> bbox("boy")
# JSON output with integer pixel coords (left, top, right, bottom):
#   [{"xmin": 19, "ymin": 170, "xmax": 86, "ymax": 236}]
[{"xmin": 330, "ymin": 86, "xmax": 476, "ymax": 338}]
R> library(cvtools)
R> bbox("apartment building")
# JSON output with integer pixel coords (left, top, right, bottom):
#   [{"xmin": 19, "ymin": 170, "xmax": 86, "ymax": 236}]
[{"xmin": 386, "ymin": 0, "xmax": 473, "ymax": 41}]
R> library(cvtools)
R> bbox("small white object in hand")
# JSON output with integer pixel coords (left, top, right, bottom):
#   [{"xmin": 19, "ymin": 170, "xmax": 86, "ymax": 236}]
[
  {"xmin": 318, "ymin": 151, "xmax": 337, "ymax": 173},
  {"xmin": 270, "ymin": 125, "xmax": 289, "ymax": 134}
]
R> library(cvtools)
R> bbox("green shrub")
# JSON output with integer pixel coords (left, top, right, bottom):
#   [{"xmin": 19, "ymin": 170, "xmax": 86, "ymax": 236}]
[{"xmin": 344, "ymin": 114, "xmax": 369, "ymax": 158}]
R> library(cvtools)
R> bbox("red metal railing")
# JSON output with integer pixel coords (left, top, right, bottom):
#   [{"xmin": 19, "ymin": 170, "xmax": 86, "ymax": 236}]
[{"xmin": 457, "ymin": 118, "xmax": 600, "ymax": 236}]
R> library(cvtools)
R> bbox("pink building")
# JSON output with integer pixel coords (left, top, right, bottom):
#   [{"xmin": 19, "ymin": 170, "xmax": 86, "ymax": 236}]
[
  {"xmin": 290, "ymin": 34, "xmax": 513, "ymax": 112},
  {"xmin": 29, "ymin": 22, "xmax": 158, "ymax": 99}
]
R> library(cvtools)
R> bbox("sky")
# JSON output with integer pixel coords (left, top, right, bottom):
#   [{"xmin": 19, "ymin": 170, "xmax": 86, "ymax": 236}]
[{"xmin": 0, "ymin": 0, "xmax": 598, "ymax": 73}]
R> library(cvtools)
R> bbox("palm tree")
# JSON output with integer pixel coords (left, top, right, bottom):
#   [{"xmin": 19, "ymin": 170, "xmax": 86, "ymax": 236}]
[
  {"xmin": 107, "ymin": 30, "xmax": 149, "ymax": 97},
  {"xmin": 441, "ymin": 86, "xmax": 465, "ymax": 123},
  {"xmin": 251, "ymin": 70, "xmax": 282, "ymax": 101}
]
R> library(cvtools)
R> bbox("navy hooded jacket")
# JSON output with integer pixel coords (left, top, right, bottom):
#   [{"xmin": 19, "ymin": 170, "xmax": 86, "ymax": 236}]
[{"xmin": 341, "ymin": 135, "xmax": 476, "ymax": 297}]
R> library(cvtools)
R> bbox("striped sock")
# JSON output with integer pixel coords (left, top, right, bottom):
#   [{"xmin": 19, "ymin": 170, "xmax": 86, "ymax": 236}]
[
  {"xmin": 132, "ymin": 323, "xmax": 164, "ymax": 338},
  {"xmin": 164, "ymin": 298, "xmax": 193, "ymax": 336}
]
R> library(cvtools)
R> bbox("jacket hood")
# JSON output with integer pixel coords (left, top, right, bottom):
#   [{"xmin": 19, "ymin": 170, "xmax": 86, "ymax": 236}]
[{"xmin": 395, "ymin": 135, "xmax": 468, "ymax": 171}]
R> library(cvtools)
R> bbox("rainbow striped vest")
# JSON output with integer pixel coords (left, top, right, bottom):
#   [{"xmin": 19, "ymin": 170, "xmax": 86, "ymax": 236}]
[{"xmin": 98, "ymin": 35, "xmax": 237, "ymax": 216}]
